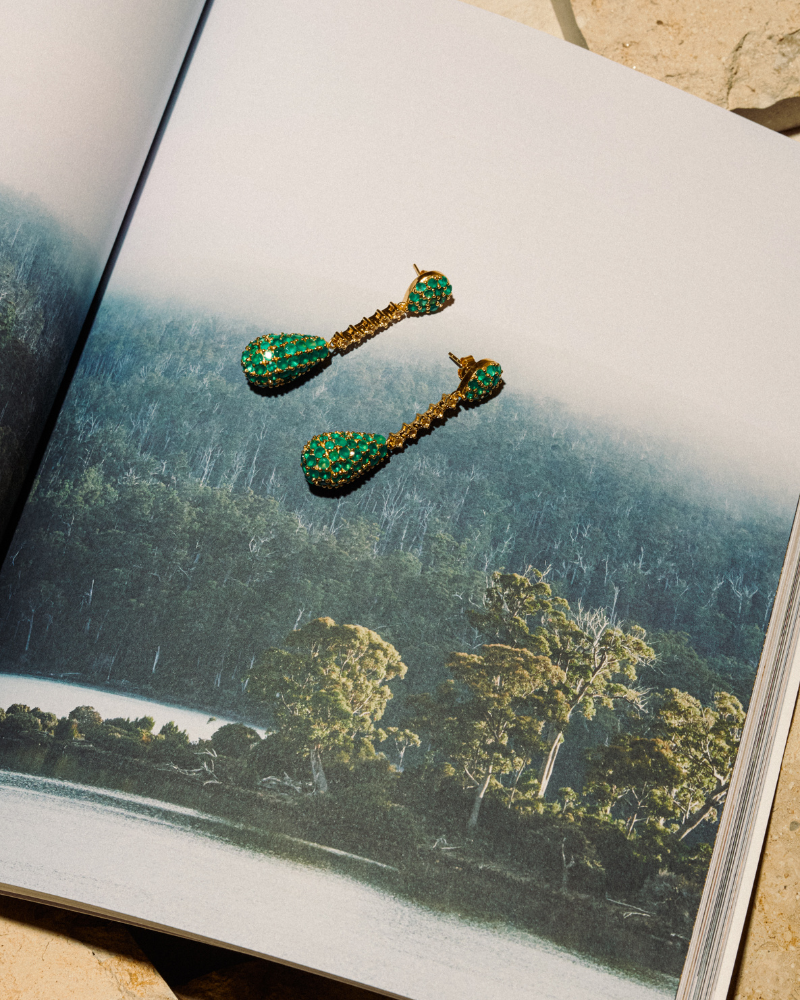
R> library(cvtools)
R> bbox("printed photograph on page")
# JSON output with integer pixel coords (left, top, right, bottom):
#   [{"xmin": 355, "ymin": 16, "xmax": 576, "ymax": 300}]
[
  {"xmin": 1, "ymin": 3, "xmax": 800, "ymax": 999},
  {"xmin": 0, "ymin": 1, "xmax": 202, "ymax": 531}
]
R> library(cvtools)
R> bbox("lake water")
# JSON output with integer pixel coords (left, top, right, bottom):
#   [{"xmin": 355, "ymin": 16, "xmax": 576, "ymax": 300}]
[
  {"xmin": 0, "ymin": 771, "xmax": 677, "ymax": 1000},
  {"xmin": 0, "ymin": 674, "xmax": 262, "ymax": 741}
]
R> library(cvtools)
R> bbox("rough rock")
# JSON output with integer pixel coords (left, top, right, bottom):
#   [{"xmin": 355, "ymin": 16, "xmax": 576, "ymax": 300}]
[
  {"xmin": 570, "ymin": 0, "xmax": 800, "ymax": 124},
  {"xmin": 460, "ymin": 0, "xmax": 564, "ymax": 38},
  {"xmin": 0, "ymin": 896, "xmax": 177, "ymax": 999},
  {"xmin": 730, "ymin": 690, "xmax": 800, "ymax": 999},
  {"xmin": 467, "ymin": 0, "xmax": 800, "ymax": 130}
]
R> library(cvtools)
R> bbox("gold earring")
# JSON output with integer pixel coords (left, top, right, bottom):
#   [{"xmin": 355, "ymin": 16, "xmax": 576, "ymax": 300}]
[
  {"xmin": 301, "ymin": 353, "xmax": 502, "ymax": 490},
  {"xmin": 241, "ymin": 266, "xmax": 453, "ymax": 389}
]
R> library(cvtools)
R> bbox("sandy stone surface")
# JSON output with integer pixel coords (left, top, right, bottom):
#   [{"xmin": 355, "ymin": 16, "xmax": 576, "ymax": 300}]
[
  {"xmin": 460, "ymin": 0, "xmax": 563, "ymax": 38},
  {"xmin": 0, "ymin": 897, "xmax": 177, "ymax": 1000},
  {"xmin": 570, "ymin": 0, "xmax": 800, "ymax": 119},
  {"xmin": 731, "ymin": 690, "xmax": 800, "ymax": 999},
  {"xmin": 469, "ymin": 0, "xmax": 800, "ymax": 128}
]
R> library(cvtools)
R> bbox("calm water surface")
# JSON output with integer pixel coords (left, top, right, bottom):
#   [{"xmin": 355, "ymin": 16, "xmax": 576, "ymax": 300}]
[
  {"xmin": 0, "ymin": 771, "xmax": 677, "ymax": 1000},
  {"xmin": 0, "ymin": 674, "xmax": 261, "ymax": 741}
]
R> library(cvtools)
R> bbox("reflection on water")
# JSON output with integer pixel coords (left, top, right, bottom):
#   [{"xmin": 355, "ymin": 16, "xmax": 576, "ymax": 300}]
[
  {"xmin": 0, "ymin": 674, "xmax": 261, "ymax": 741},
  {"xmin": 0, "ymin": 772, "xmax": 677, "ymax": 1000}
]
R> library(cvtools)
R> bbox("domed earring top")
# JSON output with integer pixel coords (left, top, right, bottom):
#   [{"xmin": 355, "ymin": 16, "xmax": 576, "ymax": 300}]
[
  {"xmin": 301, "ymin": 352, "xmax": 502, "ymax": 490},
  {"xmin": 241, "ymin": 266, "xmax": 453, "ymax": 389}
]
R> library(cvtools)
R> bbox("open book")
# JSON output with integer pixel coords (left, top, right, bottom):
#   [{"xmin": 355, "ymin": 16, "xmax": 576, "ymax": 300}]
[{"xmin": 2, "ymin": 2, "xmax": 800, "ymax": 998}]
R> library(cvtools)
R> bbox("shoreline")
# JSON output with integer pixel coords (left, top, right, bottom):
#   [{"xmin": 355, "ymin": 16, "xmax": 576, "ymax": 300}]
[{"xmin": 0, "ymin": 734, "xmax": 686, "ymax": 980}]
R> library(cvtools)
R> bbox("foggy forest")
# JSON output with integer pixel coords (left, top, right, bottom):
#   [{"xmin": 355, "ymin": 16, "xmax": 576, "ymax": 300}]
[
  {"xmin": 0, "ymin": 293, "xmax": 794, "ymax": 975},
  {"xmin": 0, "ymin": 186, "xmax": 94, "ymax": 529}
]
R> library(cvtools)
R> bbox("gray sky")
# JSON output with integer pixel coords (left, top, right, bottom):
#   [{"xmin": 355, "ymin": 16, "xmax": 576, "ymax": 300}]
[
  {"xmin": 108, "ymin": 0, "xmax": 800, "ymax": 497},
  {"xmin": 0, "ymin": 0, "xmax": 202, "ymax": 253}
]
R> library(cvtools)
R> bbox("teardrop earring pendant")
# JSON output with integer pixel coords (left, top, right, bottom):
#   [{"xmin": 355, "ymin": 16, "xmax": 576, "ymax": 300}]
[
  {"xmin": 301, "ymin": 353, "xmax": 503, "ymax": 490},
  {"xmin": 241, "ymin": 266, "xmax": 453, "ymax": 389}
]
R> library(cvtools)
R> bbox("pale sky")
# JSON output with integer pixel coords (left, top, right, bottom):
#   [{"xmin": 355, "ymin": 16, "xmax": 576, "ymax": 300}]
[
  {"xmin": 0, "ymin": 0, "xmax": 202, "ymax": 253},
  {"xmin": 106, "ymin": 0, "xmax": 800, "ymax": 496}
]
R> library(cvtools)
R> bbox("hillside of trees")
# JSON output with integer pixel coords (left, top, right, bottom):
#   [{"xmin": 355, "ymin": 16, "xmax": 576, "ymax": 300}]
[
  {"xmin": 0, "ymin": 573, "xmax": 747, "ymax": 976},
  {"xmin": 0, "ymin": 186, "xmax": 95, "ymax": 530},
  {"xmin": 0, "ymin": 291, "xmax": 791, "ymax": 972},
  {"xmin": 0, "ymin": 296, "xmax": 789, "ymax": 720}
]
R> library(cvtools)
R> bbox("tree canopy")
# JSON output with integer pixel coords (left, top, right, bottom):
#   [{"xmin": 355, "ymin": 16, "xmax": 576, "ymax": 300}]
[{"xmin": 247, "ymin": 617, "xmax": 407, "ymax": 791}]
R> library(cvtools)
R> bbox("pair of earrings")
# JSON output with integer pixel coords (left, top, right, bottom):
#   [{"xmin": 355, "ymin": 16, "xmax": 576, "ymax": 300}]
[{"xmin": 241, "ymin": 267, "xmax": 503, "ymax": 490}]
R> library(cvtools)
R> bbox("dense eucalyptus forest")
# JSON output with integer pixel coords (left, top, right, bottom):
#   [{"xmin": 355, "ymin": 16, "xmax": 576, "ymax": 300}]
[
  {"xmin": 0, "ymin": 293, "xmax": 794, "ymax": 973},
  {"xmin": 0, "ymin": 186, "xmax": 94, "ymax": 530}
]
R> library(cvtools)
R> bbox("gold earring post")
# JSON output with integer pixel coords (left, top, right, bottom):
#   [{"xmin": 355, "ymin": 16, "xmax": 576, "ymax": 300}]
[
  {"xmin": 300, "ymin": 353, "xmax": 503, "ymax": 490},
  {"xmin": 241, "ymin": 267, "xmax": 453, "ymax": 388}
]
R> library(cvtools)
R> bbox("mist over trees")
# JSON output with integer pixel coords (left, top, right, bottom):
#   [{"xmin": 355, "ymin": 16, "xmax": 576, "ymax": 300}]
[
  {"xmin": 0, "ymin": 291, "xmax": 788, "ymax": 973},
  {"xmin": 0, "ymin": 294, "xmax": 790, "ymax": 803},
  {"xmin": 0, "ymin": 186, "xmax": 95, "ymax": 530}
]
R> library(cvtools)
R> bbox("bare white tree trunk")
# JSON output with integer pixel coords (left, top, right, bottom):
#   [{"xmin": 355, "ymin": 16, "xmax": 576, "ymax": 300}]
[
  {"xmin": 537, "ymin": 730, "xmax": 564, "ymax": 798},
  {"xmin": 467, "ymin": 765, "xmax": 493, "ymax": 831},
  {"xmin": 310, "ymin": 746, "xmax": 328, "ymax": 794}
]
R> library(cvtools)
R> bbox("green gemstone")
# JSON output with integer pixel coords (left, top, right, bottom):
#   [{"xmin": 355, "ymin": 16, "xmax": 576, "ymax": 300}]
[
  {"xmin": 242, "ymin": 333, "xmax": 328, "ymax": 387},
  {"xmin": 302, "ymin": 432, "xmax": 388, "ymax": 488},
  {"xmin": 406, "ymin": 271, "xmax": 455, "ymax": 316},
  {"xmin": 405, "ymin": 273, "xmax": 451, "ymax": 316},
  {"xmin": 463, "ymin": 362, "xmax": 502, "ymax": 401}
]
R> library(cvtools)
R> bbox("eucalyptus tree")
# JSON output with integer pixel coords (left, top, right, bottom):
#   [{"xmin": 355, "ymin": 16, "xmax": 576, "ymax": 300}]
[
  {"xmin": 653, "ymin": 688, "xmax": 745, "ymax": 840},
  {"xmin": 469, "ymin": 571, "xmax": 654, "ymax": 797},
  {"xmin": 412, "ymin": 643, "xmax": 561, "ymax": 830},
  {"xmin": 584, "ymin": 735, "xmax": 684, "ymax": 836},
  {"xmin": 246, "ymin": 617, "xmax": 408, "ymax": 793}
]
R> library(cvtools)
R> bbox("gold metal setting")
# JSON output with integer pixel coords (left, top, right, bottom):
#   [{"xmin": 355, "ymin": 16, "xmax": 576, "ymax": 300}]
[
  {"xmin": 301, "ymin": 352, "xmax": 502, "ymax": 490},
  {"xmin": 327, "ymin": 265, "xmax": 453, "ymax": 354},
  {"xmin": 384, "ymin": 353, "xmax": 501, "ymax": 451},
  {"xmin": 328, "ymin": 300, "xmax": 408, "ymax": 353},
  {"xmin": 242, "ymin": 266, "xmax": 453, "ymax": 389}
]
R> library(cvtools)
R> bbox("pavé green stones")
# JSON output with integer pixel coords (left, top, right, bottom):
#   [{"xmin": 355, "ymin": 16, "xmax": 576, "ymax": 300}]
[
  {"xmin": 405, "ymin": 271, "xmax": 453, "ymax": 316},
  {"xmin": 241, "ymin": 266, "xmax": 453, "ymax": 390},
  {"xmin": 241, "ymin": 333, "xmax": 328, "ymax": 388},
  {"xmin": 301, "ymin": 352, "xmax": 502, "ymax": 490},
  {"xmin": 302, "ymin": 432, "xmax": 389, "ymax": 489},
  {"xmin": 462, "ymin": 362, "xmax": 502, "ymax": 401}
]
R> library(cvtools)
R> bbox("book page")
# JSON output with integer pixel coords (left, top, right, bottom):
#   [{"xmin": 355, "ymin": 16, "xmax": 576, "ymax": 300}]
[
  {"xmin": 0, "ymin": 0, "xmax": 205, "ymax": 533},
  {"xmin": 1, "ymin": 2, "xmax": 799, "ymax": 999}
]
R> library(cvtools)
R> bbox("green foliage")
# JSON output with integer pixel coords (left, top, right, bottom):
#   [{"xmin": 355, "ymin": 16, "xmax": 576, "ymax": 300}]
[
  {"xmin": 68, "ymin": 706, "xmax": 103, "ymax": 730},
  {"xmin": 412, "ymin": 642, "xmax": 560, "ymax": 827},
  {"xmin": 105, "ymin": 716, "xmax": 156, "ymax": 734},
  {"xmin": 247, "ymin": 617, "xmax": 408, "ymax": 790},
  {"xmin": 652, "ymin": 688, "xmax": 745, "ymax": 839},
  {"xmin": 380, "ymin": 727, "xmax": 421, "ymax": 770},
  {"xmin": 211, "ymin": 722, "xmax": 262, "ymax": 757},
  {"xmin": 30, "ymin": 709, "xmax": 57, "ymax": 733},
  {"xmin": 582, "ymin": 686, "xmax": 745, "ymax": 843},
  {"xmin": 643, "ymin": 631, "xmax": 753, "ymax": 706},
  {"xmin": 464, "ymin": 572, "xmax": 654, "ymax": 798},
  {"xmin": 0, "ymin": 709, "xmax": 42, "ymax": 735},
  {"xmin": 0, "ymin": 186, "xmax": 94, "ymax": 526},
  {"xmin": 54, "ymin": 717, "xmax": 79, "ymax": 740},
  {"xmin": 158, "ymin": 721, "xmax": 190, "ymax": 744},
  {"xmin": 585, "ymin": 735, "xmax": 684, "ymax": 835}
]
